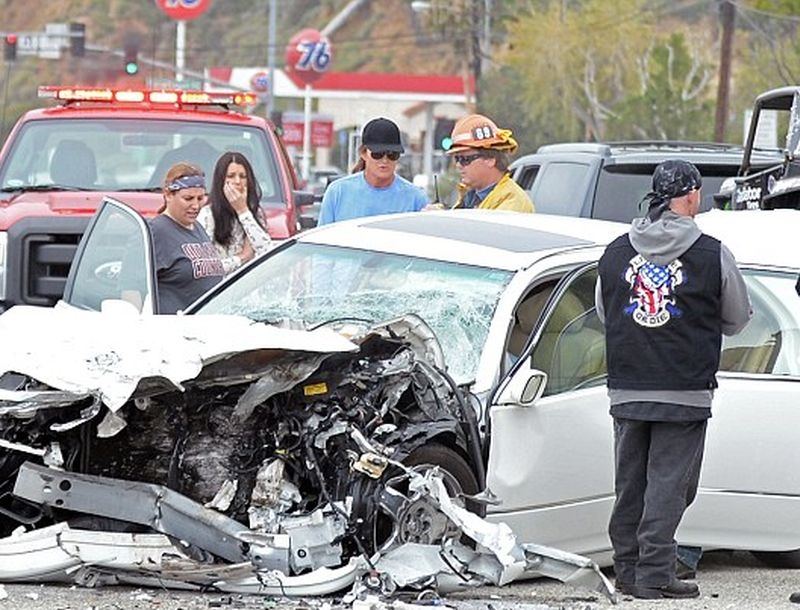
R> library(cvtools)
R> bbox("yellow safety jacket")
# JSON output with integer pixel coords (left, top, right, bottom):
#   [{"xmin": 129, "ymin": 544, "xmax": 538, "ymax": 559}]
[{"xmin": 453, "ymin": 173, "xmax": 535, "ymax": 213}]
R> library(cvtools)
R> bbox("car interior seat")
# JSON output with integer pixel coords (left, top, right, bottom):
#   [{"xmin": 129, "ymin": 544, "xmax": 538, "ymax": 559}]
[
  {"xmin": 531, "ymin": 290, "xmax": 606, "ymax": 394},
  {"xmin": 50, "ymin": 140, "xmax": 98, "ymax": 188},
  {"xmin": 507, "ymin": 283, "xmax": 555, "ymax": 358},
  {"xmin": 148, "ymin": 138, "xmax": 220, "ymax": 187}
]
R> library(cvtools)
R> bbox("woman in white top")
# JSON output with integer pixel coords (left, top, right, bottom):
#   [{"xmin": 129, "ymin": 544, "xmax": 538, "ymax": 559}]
[{"xmin": 198, "ymin": 151, "xmax": 272, "ymax": 275}]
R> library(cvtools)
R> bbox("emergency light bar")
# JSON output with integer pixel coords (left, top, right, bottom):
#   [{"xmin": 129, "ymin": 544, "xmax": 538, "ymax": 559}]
[{"xmin": 37, "ymin": 86, "xmax": 258, "ymax": 107}]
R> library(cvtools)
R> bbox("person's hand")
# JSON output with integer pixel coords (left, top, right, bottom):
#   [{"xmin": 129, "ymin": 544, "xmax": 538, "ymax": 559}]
[
  {"xmin": 239, "ymin": 238, "xmax": 255, "ymax": 264},
  {"xmin": 423, "ymin": 202, "xmax": 445, "ymax": 211},
  {"xmin": 224, "ymin": 181, "xmax": 248, "ymax": 214}
]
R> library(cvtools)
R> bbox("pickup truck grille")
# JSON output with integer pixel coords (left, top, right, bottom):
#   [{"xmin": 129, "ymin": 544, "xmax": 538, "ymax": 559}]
[
  {"xmin": 26, "ymin": 233, "xmax": 83, "ymax": 305},
  {"xmin": 6, "ymin": 217, "xmax": 89, "ymax": 309}
]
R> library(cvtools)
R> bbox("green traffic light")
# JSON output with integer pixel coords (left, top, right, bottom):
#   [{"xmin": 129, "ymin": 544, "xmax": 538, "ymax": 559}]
[
  {"xmin": 125, "ymin": 62, "xmax": 139, "ymax": 75},
  {"xmin": 441, "ymin": 136, "xmax": 453, "ymax": 151}
]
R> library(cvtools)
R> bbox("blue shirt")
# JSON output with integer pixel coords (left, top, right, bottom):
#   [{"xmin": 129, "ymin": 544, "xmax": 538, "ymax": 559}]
[{"xmin": 318, "ymin": 172, "xmax": 429, "ymax": 225}]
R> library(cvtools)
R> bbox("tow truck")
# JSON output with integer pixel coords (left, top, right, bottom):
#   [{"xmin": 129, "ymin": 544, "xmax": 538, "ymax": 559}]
[
  {"xmin": 720, "ymin": 86, "xmax": 800, "ymax": 211},
  {"xmin": 0, "ymin": 85, "xmax": 314, "ymax": 312}
]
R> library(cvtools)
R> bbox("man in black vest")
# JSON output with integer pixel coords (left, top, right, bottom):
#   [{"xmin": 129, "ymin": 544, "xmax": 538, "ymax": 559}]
[{"xmin": 595, "ymin": 160, "xmax": 752, "ymax": 600}]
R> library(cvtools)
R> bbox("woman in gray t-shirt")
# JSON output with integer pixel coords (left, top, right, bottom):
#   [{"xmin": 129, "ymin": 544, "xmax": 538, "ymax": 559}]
[{"xmin": 150, "ymin": 162, "xmax": 224, "ymax": 313}]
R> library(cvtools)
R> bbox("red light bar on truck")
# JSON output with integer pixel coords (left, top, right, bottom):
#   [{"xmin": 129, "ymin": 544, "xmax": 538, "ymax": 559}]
[{"xmin": 37, "ymin": 86, "xmax": 258, "ymax": 107}]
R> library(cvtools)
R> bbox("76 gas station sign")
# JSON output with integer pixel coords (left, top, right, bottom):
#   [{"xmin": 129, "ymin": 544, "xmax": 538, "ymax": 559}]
[{"xmin": 154, "ymin": 0, "xmax": 212, "ymax": 21}]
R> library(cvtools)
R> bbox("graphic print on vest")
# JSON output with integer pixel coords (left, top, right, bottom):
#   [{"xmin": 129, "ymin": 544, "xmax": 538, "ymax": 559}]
[
  {"xmin": 623, "ymin": 254, "xmax": 684, "ymax": 328},
  {"xmin": 182, "ymin": 242, "xmax": 225, "ymax": 278}
]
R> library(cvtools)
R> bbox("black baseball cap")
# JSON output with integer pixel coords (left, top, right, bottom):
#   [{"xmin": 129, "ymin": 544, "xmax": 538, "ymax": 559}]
[{"xmin": 361, "ymin": 117, "xmax": 404, "ymax": 154}]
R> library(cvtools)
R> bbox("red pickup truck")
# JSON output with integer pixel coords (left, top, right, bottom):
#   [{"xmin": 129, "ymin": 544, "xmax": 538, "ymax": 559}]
[{"xmin": 0, "ymin": 85, "xmax": 313, "ymax": 311}]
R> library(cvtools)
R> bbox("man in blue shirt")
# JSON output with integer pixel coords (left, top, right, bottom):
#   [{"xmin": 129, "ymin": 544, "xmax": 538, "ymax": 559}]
[{"xmin": 318, "ymin": 117, "xmax": 429, "ymax": 224}]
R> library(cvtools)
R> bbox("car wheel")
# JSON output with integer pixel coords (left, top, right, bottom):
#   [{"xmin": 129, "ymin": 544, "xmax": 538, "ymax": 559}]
[
  {"xmin": 751, "ymin": 550, "xmax": 800, "ymax": 569},
  {"xmin": 392, "ymin": 444, "xmax": 480, "ymax": 546}
]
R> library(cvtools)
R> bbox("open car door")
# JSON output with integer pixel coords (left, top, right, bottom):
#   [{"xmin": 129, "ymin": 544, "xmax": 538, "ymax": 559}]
[
  {"xmin": 485, "ymin": 263, "xmax": 614, "ymax": 558},
  {"xmin": 62, "ymin": 197, "xmax": 158, "ymax": 314}
]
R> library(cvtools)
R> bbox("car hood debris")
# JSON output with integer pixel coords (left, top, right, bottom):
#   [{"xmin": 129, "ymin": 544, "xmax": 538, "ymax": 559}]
[{"xmin": 0, "ymin": 305, "xmax": 614, "ymax": 603}]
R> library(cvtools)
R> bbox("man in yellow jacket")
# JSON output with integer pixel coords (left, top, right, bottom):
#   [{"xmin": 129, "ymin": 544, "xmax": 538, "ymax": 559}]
[{"xmin": 446, "ymin": 114, "xmax": 535, "ymax": 213}]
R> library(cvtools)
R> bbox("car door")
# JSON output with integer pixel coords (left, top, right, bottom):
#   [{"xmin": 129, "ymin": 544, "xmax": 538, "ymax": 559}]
[
  {"xmin": 485, "ymin": 264, "xmax": 614, "ymax": 559},
  {"xmin": 678, "ymin": 267, "xmax": 800, "ymax": 551},
  {"xmin": 63, "ymin": 197, "xmax": 158, "ymax": 314}
]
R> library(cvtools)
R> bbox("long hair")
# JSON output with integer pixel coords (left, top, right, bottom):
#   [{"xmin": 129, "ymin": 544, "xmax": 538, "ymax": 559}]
[
  {"xmin": 158, "ymin": 161, "xmax": 204, "ymax": 213},
  {"xmin": 208, "ymin": 151, "xmax": 265, "ymax": 246},
  {"xmin": 350, "ymin": 144, "xmax": 367, "ymax": 173}
]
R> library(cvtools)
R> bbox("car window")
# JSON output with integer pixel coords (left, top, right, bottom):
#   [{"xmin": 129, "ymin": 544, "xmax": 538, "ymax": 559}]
[
  {"xmin": 0, "ymin": 119, "xmax": 285, "ymax": 207},
  {"xmin": 720, "ymin": 269, "xmax": 800, "ymax": 375},
  {"xmin": 195, "ymin": 242, "xmax": 514, "ymax": 385},
  {"xmin": 513, "ymin": 163, "xmax": 540, "ymax": 191},
  {"xmin": 594, "ymin": 166, "xmax": 736, "ymax": 222},
  {"xmin": 526, "ymin": 267, "xmax": 800, "ymax": 396},
  {"xmin": 64, "ymin": 198, "xmax": 155, "ymax": 313},
  {"xmin": 532, "ymin": 162, "xmax": 591, "ymax": 216},
  {"xmin": 531, "ymin": 266, "xmax": 606, "ymax": 395}
]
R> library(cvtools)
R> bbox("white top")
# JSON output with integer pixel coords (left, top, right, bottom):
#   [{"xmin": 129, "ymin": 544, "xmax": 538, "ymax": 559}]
[{"xmin": 197, "ymin": 206, "xmax": 272, "ymax": 275}]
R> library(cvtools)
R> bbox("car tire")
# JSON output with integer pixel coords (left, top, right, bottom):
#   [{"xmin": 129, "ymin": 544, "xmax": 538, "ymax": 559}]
[
  {"xmin": 751, "ymin": 550, "xmax": 800, "ymax": 569},
  {"xmin": 392, "ymin": 443, "xmax": 481, "ymax": 544},
  {"xmin": 404, "ymin": 443, "xmax": 480, "ymax": 499}
]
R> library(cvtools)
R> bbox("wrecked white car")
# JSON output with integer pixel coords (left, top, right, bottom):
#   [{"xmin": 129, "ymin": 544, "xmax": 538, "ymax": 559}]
[{"xmin": 0, "ymin": 201, "xmax": 797, "ymax": 598}]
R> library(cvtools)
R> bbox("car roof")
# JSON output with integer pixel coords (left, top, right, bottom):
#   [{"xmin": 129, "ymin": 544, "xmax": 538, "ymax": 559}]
[
  {"xmin": 298, "ymin": 210, "xmax": 627, "ymax": 271},
  {"xmin": 694, "ymin": 209, "xmax": 799, "ymax": 269},
  {"xmin": 511, "ymin": 141, "xmax": 782, "ymax": 167},
  {"xmin": 299, "ymin": 209, "xmax": 797, "ymax": 272},
  {"xmin": 22, "ymin": 105, "xmax": 267, "ymax": 127}
]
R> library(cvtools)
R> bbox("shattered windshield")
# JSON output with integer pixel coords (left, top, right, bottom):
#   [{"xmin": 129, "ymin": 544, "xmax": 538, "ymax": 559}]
[{"xmin": 196, "ymin": 242, "xmax": 514, "ymax": 384}]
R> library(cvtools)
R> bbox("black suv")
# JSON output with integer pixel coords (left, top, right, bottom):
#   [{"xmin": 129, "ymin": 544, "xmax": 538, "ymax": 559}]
[{"xmin": 509, "ymin": 141, "xmax": 784, "ymax": 222}]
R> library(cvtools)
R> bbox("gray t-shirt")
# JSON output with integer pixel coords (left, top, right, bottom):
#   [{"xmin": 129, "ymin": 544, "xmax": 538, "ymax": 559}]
[{"xmin": 150, "ymin": 214, "xmax": 225, "ymax": 314}]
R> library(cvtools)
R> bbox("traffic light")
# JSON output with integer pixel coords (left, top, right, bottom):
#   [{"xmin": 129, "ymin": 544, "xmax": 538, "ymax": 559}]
[
  {"xmin": 433, "ymin": 118, "xmax": 456, "ymax": 150},
  {"xmin": 70, "ymin": 22, "xmax": 85, "ymax": 58},
  {"xmin": 4, "ymin": 34, "xmax": 17, "ymax": 62},
  {"xmin": 123, "ymin": 41, "xmax": 139, "ymax": 75}
]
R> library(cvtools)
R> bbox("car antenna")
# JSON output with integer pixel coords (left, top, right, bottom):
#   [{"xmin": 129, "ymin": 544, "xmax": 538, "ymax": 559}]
[{"xmin": 433, "ymin": 173, "xmax": 441, "ymax": 204}]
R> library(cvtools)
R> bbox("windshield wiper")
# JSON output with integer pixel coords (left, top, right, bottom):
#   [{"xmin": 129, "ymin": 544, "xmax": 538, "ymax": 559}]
[
  {"xmin": 113, "ymin": 186, "xmax": 163, "ymax": 192},
  {"xmin": 1, "ymin": 184, "xmax": 87, "ymax": 193}
]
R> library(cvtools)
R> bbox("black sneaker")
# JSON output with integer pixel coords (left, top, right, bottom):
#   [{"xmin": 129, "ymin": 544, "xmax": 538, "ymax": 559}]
[
  {"xmin": 615, "ymin": 581, "xmax": 635, "ymax": 596},
  {"xmin": 631, "ymin": 580, "xmax": 700, "ymax": 599}
]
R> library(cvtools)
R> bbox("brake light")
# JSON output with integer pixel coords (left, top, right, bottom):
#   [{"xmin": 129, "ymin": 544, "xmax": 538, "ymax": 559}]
[{"xmin": 37, "ymin": 86, "xmax": 257, "ymax": 108}]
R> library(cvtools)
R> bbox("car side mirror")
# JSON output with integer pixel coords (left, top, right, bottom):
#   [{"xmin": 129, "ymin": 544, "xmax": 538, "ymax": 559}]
[{"xmin": 495, "ymin": 362, "xmax": 547, "ymax": 406}]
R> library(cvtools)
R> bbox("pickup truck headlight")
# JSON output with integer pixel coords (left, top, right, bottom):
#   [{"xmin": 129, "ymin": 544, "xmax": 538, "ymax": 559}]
[{"xmin": 0, "ymin": 231, "xmax": 6, "ymax": 301}]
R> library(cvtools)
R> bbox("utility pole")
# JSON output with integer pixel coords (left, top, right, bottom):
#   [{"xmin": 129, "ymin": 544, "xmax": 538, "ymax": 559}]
[
  {"xmin": 714, "ymin": 0, "xmax": 735, "ymax": 142},
  {"xmin": 266, "ymin": 0, "xmax": 276, "ymax": 119}
]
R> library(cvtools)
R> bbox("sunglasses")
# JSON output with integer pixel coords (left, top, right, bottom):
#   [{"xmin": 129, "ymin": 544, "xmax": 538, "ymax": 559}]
[
  {"xmin": 453, "ymin": 153, "xmax": 485, "ymax": 166},
  {"xmin": 369, "ymin": 150, "xmax": 401, "ymax": 161}
]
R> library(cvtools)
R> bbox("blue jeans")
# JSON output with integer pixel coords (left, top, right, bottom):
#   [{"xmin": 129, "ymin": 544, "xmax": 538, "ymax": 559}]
[{"xmin": 677, "ymin": 545, "xmax": 703, "ymax": 569}]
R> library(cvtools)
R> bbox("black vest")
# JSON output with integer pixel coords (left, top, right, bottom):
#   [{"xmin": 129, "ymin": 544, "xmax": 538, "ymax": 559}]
[{"xmin": 599, "ymin": 233, "xmax": 722, "ymax": 391}]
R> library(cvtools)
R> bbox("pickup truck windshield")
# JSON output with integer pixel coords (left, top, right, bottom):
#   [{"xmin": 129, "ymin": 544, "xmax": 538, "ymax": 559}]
[{"xmin": 0, "ymin": 118, "xmax": 286, "ymax": 206}]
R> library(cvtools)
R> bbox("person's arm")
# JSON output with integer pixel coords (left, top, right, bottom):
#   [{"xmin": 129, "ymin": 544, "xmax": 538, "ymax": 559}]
[
  {"xmin": 237, "ymin": 208, "xmax": 272, "ymax": 255},
  {"xmin": 318, "ymin": 185, "xmax": 337, "ymax": 225},
  {"xmin": 198, "ymin": 207, "xmax": 240, "ymax": 274},
  {"xmin": 413, "ymin": 186, "xmax": 430, "ymax": 212},
  {"xmin": 594, "ymin": 275, "xmax": 606, "ymax": 325},
  {"xmin": 719, "ymin": 244, "xmax": 752, "ymax": 336}
]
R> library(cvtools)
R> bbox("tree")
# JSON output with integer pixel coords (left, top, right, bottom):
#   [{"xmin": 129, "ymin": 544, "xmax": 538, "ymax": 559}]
[
  {"xmin": 499, "ymin": 0, "xmax": 653, "ymax": 143},
  {"xmin": 607, "ymin": 33, "xmax": 714, "ymax": 141}
]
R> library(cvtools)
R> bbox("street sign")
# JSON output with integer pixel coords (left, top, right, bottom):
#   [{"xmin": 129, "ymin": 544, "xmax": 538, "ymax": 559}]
[
  {"xmin": 154, "ymin": 0, "xmax": 212, "ymax": 21},
  {"xmin": 285, "ymin": 29, "xmax": 333, "ymax": 86},
  {"xmin": 15, "ymin": 33, "xmax": 61, "ymax": 59}
]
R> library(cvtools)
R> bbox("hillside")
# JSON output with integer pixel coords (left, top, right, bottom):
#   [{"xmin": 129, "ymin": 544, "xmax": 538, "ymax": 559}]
[{"xmin": 0, "ymin": 0, "xmax": 462, "ymax": 130}]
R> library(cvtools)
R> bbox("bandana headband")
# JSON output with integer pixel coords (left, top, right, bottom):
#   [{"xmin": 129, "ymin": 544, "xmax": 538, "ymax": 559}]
[{"xmin": 166, "ymin": 174, "xmax": 206, "ymax": 191}]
